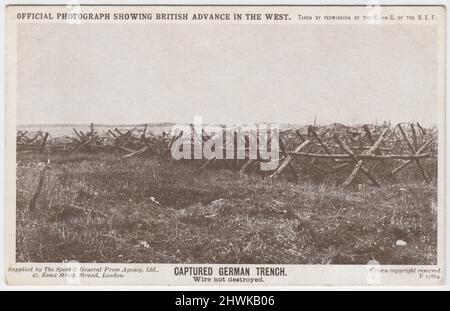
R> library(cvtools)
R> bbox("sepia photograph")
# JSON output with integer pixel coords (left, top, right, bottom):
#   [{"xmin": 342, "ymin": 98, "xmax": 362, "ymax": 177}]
[{"xmin": 4, "ymin": 4, "xmax": 445, "ymax": 286}]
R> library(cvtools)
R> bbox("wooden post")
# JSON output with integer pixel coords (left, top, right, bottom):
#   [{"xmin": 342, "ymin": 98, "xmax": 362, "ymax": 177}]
[
  {"xmin": 142, "ymin": 124, "xmax": 147, "ymax": 140},
  {"xmin": 277, "ymin": 136, "xmax": 297, "ymax": 181},
  {"xmin": 363, "ymin": 125, "xmax": 374, "ymax": 145},
  {"xmin": 73, "ymin": 128, "xmax": 84, "ymax": 139},
  {"xmin": 308, "ymin": 125, "xmax": 337, "ymax": 163},
  {"xmin": 234, "ymin": 131, "xmax": 238, "ymax": 169},
  {"xmin": 108, "ymin": 130, "xmax": 117, "ymax": 138},
  {"xmin": 410, "ymin": 123, "xmax": 418, "ymax": 150},
  {"xmin": 391, "ymin": 139, "xmax": 434, "ymax": 176},
  {"xmin": 39, "ymin": 132, "xmax": 49, "ymax": 154},
  {"xmin": 334, "ymin": 128, "xmax": 388, "ymax": 187},
  {"xmin": 26, "ymin": 133, "xmax": 40, "ymax": 144},
  {"xmin": 270, "ymin": 139, "xmax": 311, "ymax": 178},
  {"xmin": 295, "ymin": 130, "xmax": 306, "ymax": 143},
  {"xmin": 29, "ymin": 166, "xmax": 48, "ymax": 210},
  {"xmin": 123, "ymin": 146, "xmax": 148, "ymax": 159},
  {"xmin": 398, "ymin": 124, "xmax": 429, "ymax": 183},
  {"xmin": 117, "ymin": 128, "xmax": 136, "ymax": 150},
  {"xmin": 416, "ymin": 122, "xmax": 426, "ymax": 135}
]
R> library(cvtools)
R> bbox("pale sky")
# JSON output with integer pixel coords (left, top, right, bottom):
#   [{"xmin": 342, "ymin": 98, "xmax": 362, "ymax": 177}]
[{"xmin": 17, "ymin": 23, "xmax": 441, "ymax": 126}]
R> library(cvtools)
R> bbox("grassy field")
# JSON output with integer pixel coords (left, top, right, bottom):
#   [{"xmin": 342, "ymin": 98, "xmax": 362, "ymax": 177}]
[{"xmin": 16, "ymin": 152, "xmax": 437, "ymax": 264}]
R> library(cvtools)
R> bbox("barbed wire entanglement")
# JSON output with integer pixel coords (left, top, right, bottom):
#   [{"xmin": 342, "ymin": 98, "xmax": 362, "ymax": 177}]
[{"xmin": 17, "ymin": 122, "xmax": 437, "ymax": 187}]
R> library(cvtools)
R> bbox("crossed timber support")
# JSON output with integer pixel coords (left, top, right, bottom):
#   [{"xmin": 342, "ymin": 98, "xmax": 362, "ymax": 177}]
[
  {"xmin": 269, "ymin": 138, "xmax": 311, "ymax": 178},
  {"xmin": 391, "ymin": 124, "xmax": 432, "ymax": 183},
  {"xmin": 71, "ymin": 125, "xmax": 104, "ymax": 153},
  {"xmin": 17, "ymin": 131, "xmax": 49, "ymax": 153},
  {"xmin": 333, "ymin": 128, "xmax": 389, "ymax": 187}
]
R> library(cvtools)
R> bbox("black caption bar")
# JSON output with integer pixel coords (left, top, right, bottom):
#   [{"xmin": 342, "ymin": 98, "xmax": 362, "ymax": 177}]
[{"xmin": 0, "ymin": 291, "xmax": 446, "ymax": 310}]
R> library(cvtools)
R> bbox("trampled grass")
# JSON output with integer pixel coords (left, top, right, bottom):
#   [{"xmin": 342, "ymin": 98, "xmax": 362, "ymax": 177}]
[{"xmin": 16, "ymin": 152, "xmax": 437, "ymax": 264}]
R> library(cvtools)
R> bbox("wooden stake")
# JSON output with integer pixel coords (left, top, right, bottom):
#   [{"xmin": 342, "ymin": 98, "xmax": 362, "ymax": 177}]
[
  {"xmin": 142, "ymin": 124, "xmax": 147, "ymax": 140},
  {"xmin": 334, "ymin": 128, "xmax": 387, "ymax": 187},
  {"xmin": 391, "ymin": 139, "xmax": 434, "ymax": 176},
  {"xmin": 29, "ymin": 165, "xmax": 48, "ymax": 211},
  {"xmin": 398, "ymin": 124, "xmax": 429, "ymax": 183},
  {"xmin": 270, "ymin": 139, "xmax": 311, "ymax": 178},
  {"xmin": 39, "ymin": 132, "xmax": 49, "ymax": 153},
  {"xmin": 123, "ymin": 146, "xmax": 148, "ymax": 159},
  {"xmin": 363, "ymin": 125, "xmax": 374, "ymax": 145},
  {"xmin": 410, "ymin": 123, "xmax": 418, "ymax": 150}
]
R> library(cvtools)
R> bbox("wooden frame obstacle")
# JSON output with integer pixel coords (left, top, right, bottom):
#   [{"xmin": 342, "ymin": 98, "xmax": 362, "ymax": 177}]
[
  {"xmin": 16, "ymin": 130, "xmax": 49, "ymax": 153},
  {"xmin": 269, "ymin": 122, "xmax": 436, "ymax": 187},
  {"xmin": 16, "ymin": 121, "xmax": 437, "ymax": 187}
]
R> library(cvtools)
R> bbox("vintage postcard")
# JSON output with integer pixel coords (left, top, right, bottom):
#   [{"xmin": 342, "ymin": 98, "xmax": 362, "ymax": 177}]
[{"xmin": 4, "ymin": 5, "xmax": 445, "ymax": 286}]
